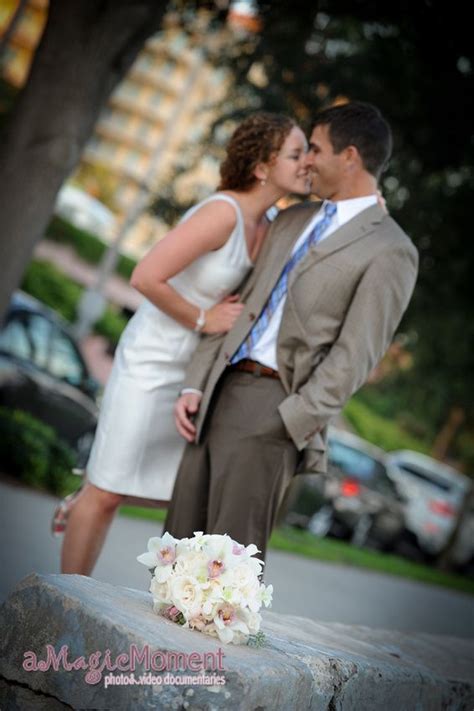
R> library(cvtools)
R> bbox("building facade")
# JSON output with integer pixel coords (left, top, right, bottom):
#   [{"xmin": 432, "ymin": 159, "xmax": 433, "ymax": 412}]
[{"xmin": 1, "ymin": 3, "xmax": 236, "ymax": 256}]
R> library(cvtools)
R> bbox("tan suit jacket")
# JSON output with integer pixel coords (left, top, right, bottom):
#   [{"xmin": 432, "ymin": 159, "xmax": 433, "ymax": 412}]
[{"xmin": 183, "ymin": 201, "xmax": 419, "ymax": 474}]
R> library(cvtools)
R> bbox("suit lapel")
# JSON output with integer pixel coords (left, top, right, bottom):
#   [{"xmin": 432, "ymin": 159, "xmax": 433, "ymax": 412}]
[
  {"xmin": 257, "ymin": 202, "xmax": 321, "ymax": 297},
  {"xmin": 290, "ymin": 203, "xmax": 386, "ymax": 282}
]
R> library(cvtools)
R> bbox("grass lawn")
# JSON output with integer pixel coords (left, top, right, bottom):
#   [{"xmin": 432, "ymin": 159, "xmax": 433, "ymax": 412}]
[{"xmin": 118, "ymin": 505, "xmax": 474, "ymax": 596}]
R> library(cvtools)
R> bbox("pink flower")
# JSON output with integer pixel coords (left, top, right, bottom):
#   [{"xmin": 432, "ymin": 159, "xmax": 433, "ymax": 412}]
[
  {"xmin": 232, "ymin": 542, "xmax": 245, "ymax": 555},
  {"xmin": 208, "ymin": 559, "xmax": 225, "ymax": 578},
  {"xmin": 157, "ymin": 546, "xmax": 176, "ymax": 566},
  {"xmin": 217, "ymin": 604, "xmax": 236, "ymax": 626}
]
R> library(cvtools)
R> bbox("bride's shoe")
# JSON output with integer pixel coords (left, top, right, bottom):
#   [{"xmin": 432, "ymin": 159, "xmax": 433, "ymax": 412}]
[{"xmin": 51, "ymin": 489, "xmax": 81, "ymax": 537}]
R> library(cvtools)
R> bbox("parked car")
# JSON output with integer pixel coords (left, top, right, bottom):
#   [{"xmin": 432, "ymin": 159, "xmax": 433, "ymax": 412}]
[
  {"xmin": 283, "ymin": 428, "xmax": 406, "ymax": 550},
  {"xmin": 54, "ymin": 185, "xmax": 116, "ymax": 239},
  {"xmin": 0, "ymin": 291, "xmax": 100, "ymax": 467},
  {"xmin": 450, "ymin": 497, "xmax": 474, "ymax": 576},
  {"xmin": 386, "ymin": 450, "xmax": 471, "ymax": 557}
]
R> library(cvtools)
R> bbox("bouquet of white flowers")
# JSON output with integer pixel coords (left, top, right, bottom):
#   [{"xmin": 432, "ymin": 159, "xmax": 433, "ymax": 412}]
[{"xmin": 137, "ymin": 531, "xmax": 273, "ymax": 645}]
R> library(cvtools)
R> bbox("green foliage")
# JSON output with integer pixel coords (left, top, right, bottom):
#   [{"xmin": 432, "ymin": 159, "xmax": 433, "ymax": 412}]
[
  {"xmin": 0, "ymin": 407, "xmax": 75, "ymax": 496},
  {"xmin": 119, "ymin": 505, "xmax": 166, "ymax": 523},
  {"xmin": 456, "ymin": 434, "xmax": 474, "ymax": 476},
  {"xmin": 354, "ymin": 379, "xmax": 436, "ymax": 441},
  {"xmin": 343, "ymin": 398, "xmax": 429, "ymax": 454},
  {"xmin": 21, "ymin": 259, "xmax": 81, "ymax": 322},
  {"xmin": 95, "ymin": 309, "xmax": 128, "ymax": 345},
  {"xmin": 47, "ymin": 216, "xmax": 105, "ymax": 263},
  {"xmin": 21, "ymin": 259, "xmax": 128, "ymax": 347},
  {"xmin": 46, "ymin": 215, "xmax": 137, "ymax": 280},
  {"xmin": 270, "ymin": 526, "xmax": 474, "ymax": 596}
]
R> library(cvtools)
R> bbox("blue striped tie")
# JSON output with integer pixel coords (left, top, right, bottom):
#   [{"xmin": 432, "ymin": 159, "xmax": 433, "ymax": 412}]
[{"xmin": 231, "ymin": 201, "xmax": 337, "ymax": 363}]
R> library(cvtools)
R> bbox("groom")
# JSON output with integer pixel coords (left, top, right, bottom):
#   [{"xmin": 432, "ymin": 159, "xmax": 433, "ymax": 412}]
[{"xmin": 164, "ymin": 102, "xmax": 418, "ymax": 560}]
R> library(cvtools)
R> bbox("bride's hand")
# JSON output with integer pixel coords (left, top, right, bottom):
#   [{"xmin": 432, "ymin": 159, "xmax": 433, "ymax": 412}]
[{"xmin": 203, "ymin": 294, "xmax": 244, "ymax": 334}]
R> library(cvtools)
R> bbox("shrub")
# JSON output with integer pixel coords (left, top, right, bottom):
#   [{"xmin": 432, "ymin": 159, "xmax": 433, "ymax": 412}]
[
  {"xmin": 46, "ymin": 215, "xmax": 137, "ymax": 280},
  {"xmin": 95, "ymin": 309, "xmax": 128, "ymax": 346},
  {"xmin": 21, "ymin": 259, "xmax": 81, "ymax": 322},
  {"xmin": 343, "ymin": 398, "xmax": 429, "ymax": 453},
  {"xmin": 0, "ymin": 407, "xmax": 76, "ymax": 496},
  {"xmin": 21, "ymin": 259, "xmax": 128, "ymax": 346}
]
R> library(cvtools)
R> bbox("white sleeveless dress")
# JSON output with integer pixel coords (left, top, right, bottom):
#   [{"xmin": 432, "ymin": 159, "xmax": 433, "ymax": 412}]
[{"xmin": 87, "ymin": 194, "xmax": 253, "ymax": 500}]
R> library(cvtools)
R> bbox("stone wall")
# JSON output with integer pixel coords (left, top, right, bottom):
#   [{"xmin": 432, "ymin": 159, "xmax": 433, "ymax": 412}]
[{"xmin": 0, "ymin": 573, "xmax": 473, "ymax": 710}]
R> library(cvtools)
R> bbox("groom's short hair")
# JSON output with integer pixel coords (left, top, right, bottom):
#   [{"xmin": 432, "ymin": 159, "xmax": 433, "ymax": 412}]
[{"xmin": 313, "ymin": 101, "xmax": 392, "ymax": 179}]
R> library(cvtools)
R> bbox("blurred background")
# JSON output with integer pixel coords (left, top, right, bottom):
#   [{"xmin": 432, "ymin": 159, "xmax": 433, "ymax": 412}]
[{"xmin": 0, "ymin": 0, "xmax": 473, "ymax": 608}]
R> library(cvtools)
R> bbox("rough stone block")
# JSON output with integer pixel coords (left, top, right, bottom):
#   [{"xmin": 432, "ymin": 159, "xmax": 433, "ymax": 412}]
[{"xmin": 0, "ymin": 573, "xmax": 472, "ymax": 710}]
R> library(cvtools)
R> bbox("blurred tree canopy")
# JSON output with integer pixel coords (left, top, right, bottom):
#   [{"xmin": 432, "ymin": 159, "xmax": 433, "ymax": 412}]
[{"xmin": 202, "ymin": 0, "xmax": 474, "ymax": 463}]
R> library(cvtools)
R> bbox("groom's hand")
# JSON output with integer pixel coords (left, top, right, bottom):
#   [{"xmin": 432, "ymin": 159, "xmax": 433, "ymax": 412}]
[{"xmin": 174, "ymin": 392, "xmax": 202, "ymax": 442}]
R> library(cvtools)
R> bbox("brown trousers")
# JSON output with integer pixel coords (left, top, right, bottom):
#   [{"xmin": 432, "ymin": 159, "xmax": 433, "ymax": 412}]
[{"xmin": 164, "ymin": 370, "xmax": 299, "ymax": 561}]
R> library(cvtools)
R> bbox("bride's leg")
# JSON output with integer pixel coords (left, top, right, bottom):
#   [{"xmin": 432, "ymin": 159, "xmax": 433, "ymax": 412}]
[{"xmin": 60, "ymin": 480, "xmax": 124, "ymax": 576}]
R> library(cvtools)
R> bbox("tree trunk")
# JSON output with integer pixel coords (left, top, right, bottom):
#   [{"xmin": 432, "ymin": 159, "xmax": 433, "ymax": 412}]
[
  {"xmin": 431, "ymin": 406, "xmax": 465, "ymax": 461},
  {"xmin": 0, "ymin": 0, "xmax": 167, "ymax": 321}
]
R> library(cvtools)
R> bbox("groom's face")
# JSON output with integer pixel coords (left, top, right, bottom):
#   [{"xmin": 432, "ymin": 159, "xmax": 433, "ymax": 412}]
[{"xmin": 306, "ymin": 124, "xmax": 346, "ymax": 200}]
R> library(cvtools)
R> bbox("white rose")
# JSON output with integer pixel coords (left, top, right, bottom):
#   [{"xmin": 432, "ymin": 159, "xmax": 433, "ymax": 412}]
[
  {"xmin": 170, "ymin": 575, "xmax": 203, "ymax": 617},
  {"xmin": 150, "ymin": 577, "xmax": 172, "ymax": 605},
  {"xmin": 239, "ymin": 608, "xmax": 261, "ymax": 635},
  {"xmin": 175, "ymin": 550, "xmax": 207, "ymax": 578},
  {"xmin": 230, "ymin": 563, "xmax": 260, "ymax": 595}
]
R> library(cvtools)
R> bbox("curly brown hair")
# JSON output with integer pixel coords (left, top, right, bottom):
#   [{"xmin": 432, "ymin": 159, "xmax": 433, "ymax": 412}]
[{"xmin": 218, "ymin": 113, "xmax": 296, "ymax": 191}]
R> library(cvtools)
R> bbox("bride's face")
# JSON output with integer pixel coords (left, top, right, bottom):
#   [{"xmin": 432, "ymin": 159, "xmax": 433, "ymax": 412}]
[{"xmin": 264, "ymin": 126, "xmax": 311, "ymax": 196}]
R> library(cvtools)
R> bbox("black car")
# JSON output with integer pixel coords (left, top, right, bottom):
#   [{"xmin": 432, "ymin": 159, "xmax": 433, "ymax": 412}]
[
  {"xmin": 283, "ymin": 428, "xmax": 406, "ymax": 550},
  {"xmin": 0, "ymin": 291, "xmax": 99, "ymax": 467}
]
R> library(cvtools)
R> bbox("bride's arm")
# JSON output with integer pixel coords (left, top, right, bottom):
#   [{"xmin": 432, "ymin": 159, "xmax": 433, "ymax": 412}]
[{"xmin": 130, "ymin": 201, "xmax": 243, "ymax": 334}]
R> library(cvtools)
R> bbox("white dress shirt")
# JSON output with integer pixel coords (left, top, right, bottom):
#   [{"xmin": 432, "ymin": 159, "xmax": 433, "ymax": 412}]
[{"xmin": 248, "ymin": 195, "xmax": 378, "ymax": 370}]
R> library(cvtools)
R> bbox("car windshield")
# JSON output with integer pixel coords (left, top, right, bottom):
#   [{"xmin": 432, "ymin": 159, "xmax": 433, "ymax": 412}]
[
  {"xmin": 0, "ymin": 311, "xmax": 52, "ymax": 367},
  {"xmin": 329, "ymin": 439, "xmax": 395, "ymax": 495},
  {"xmin": 329, "ymin": 440, "xmax": 384, "ymax": 479},
  {"xmin": 393, "ymin": 462, "xmax": 456, "ymax": 493},
  {"xmin": 0, "ymin": 309, "xmax": 85, "ymax": 386}
]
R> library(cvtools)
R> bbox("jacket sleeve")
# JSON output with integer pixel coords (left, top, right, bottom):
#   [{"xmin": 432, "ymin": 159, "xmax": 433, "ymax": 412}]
[{"xmin": 278, "ymin": 242, "xmax": 419, "ymax": 450}]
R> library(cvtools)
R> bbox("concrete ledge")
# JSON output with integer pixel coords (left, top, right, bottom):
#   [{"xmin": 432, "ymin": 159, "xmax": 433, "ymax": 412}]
[{"xmin": 0, "ymin": 573, "xmax": 472, "ymax": 710}]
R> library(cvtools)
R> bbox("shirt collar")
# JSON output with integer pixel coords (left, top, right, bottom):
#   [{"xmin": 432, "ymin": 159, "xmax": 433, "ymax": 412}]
[{"xmin": 326, "ymin": 195, "xmax": 378, "ymax": 226}]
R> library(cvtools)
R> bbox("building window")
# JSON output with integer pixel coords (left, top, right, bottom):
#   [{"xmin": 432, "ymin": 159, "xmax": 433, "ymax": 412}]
[{"xmin": 115, "ymin": 81, "xmax": 140, "ymax": 101}]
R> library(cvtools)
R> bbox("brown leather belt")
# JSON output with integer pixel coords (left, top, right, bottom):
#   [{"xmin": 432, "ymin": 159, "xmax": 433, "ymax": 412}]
[{"xmin": 228, "ymin": 358, "xmax": 280, "ymax": 380}]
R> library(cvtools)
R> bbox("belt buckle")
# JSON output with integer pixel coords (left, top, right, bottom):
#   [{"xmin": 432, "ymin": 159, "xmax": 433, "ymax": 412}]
[{"xmin": 253, "ymin": 362, "xmax": 262, "ymax": 378}]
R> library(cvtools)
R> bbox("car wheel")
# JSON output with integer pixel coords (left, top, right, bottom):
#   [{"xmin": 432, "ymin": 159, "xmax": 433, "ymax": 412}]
[
  {"xmin": 308, "ymin": 506, "xmax": 334, "ymax": 537},
  {"xmin": 350, "ymin": 514, "xmax": 373, "ymax": 547}
]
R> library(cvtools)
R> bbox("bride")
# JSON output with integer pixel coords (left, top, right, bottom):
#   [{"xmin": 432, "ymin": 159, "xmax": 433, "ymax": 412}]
[{"xmin": 55, "ymin": 112, "xmax": 310, "ymax": 575}]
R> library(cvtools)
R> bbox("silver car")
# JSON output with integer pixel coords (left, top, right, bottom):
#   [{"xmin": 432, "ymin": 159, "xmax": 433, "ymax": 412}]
[
  {"xmin": 386, "ymin": 450, "xmax": 471, "ymax": 556},
  {"xmin": 283, "ymin": 428, "xmax": 406, "ymax": 550}
]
